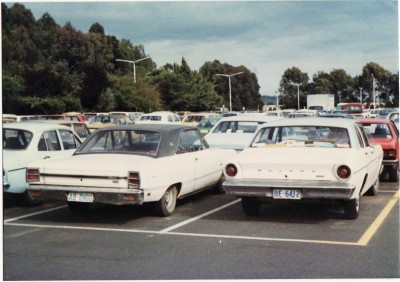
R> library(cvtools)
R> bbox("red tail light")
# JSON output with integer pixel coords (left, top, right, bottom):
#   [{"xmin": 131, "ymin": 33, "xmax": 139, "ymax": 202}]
[
  {"xmin": 26, "ymin": 168, "xmax": 40, "ymax": 182},
  {"xmin": 225, "ymin": 164, "xmax": 238, "ymax": 177},
  {"xmin": 383, "ymin": 149, "xmax": 396, "ymax": 160},
  {"xmin": 128, "ymin": 172, "xmax": 140, "ymax": 188},
  {"xmin": 336, "ymin": 165, "xmax": 351, "ymax": 180}
]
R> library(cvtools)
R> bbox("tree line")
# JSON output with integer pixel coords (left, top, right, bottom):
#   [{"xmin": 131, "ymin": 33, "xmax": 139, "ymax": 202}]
[{"xmin": 2, "ymin": 3, "xmax": 398, "ymax": 115}]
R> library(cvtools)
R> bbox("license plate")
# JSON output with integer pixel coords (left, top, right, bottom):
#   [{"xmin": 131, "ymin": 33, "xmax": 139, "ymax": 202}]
[
  {"xmin": 67, "ymin": 192, "xmax": 94, "ymax": 203},
  {"xmin": 273, "ymin": 189, "xmax": 301, "ymax": 200}
]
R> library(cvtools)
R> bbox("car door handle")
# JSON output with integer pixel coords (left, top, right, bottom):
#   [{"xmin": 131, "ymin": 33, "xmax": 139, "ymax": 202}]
[{"xmin": 43, "ymin": 156, "xmax": 51, "ymax": 159}]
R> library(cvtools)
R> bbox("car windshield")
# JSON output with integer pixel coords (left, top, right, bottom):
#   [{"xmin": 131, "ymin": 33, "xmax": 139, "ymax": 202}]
[
  {"xmin": 360, "ymin": 123, "xmax": 392, "ymax": 139},
  {"xmin": 212, "ymin": 121, "xmax": 264, "ymax": 133},
  {"xmin": 140, "ymin": 115, "xmax": 162, "ymax": 121},
  {"xmin": 3, "ymin": 129, "xmax": 33, "ymax": 150},
  {"xmin": 90, "ymin": 115, "xmax": 116, "ymax": 124},
  {"xmin": 251, "ymin": 126, "xmax": 350, "ymax": 148},
  {"xmin": 198, "ymin": 117, "xmax": 220, "ymax": 128},
  {"xmin": 75, "ymin": 129, "xmax": 161, "ymax": 156}
]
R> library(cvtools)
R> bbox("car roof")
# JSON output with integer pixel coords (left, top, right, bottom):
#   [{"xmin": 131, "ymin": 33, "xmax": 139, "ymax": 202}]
[
  {"xmin": 217, "ymin": 114, "xmax": 282, "ymax": 122},
  {"xmin": 358, "ymin": 118, "xmax": 392, "ymax": 124},
  {"xmin": 259, "ymin": 117, "xmax": 357, "ymax": 128},
  {"xmin": 3, "ymin": 122, "xmax": 75, "ymax": 132}
]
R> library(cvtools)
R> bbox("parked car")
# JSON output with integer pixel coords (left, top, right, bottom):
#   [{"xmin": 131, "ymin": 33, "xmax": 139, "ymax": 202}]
[
  {"xmin": 197, "ymin": 116, "xmax": 222, "ymax": 136},
  {"xmin": 86, "ymin": 115, "xmax": 133, "ymax": 132},
  {"xmin": 135, "ymin": 111, "xmax": 181, "ymax": 124},
  {"xmin": 25, "ymin": 120, "xmax": 92, "ymax": 141},
  {"xmin": 26, "ymin": 124, "xmax": 236, "ymax": 216},
  {"xmin": 3, "ymin": 123, "xmax": 82, "ymax": 205},
  {"xmin": 222, "ymin": 118, "xmax": 383, "ymax": 219},
  {"xmin": 205, "ymin": 115, "xmax": 281, "ymax": 151},
  {"xmin": 181, "ymin": 112, "xmax": 221, "ymax": 127},
  {"xmin": 38, "ymin": 114, "xmax": 85, "ymax": 122},
  {"xmin": 358, "ymin": 119, "xmax": 399, "ymax": 182}
]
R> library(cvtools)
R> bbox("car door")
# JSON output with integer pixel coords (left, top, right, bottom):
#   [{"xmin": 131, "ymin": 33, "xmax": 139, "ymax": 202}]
[
  {"xmin": 355, "ymin": 124, "xmax": 381, "ymax": 192},
  {"xmin": 37, "ymin": 129, "xmax": 80, "ymax": 160}
]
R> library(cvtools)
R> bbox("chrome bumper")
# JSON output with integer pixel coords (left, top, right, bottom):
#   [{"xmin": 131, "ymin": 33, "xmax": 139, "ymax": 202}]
[
  {"xmin": 382, "ymin": 159, "xmax": 399, "ymax": 168},
  {"xmin": 27, "ymin": 185, "xmax": 144, "ymax": 205},
  {"xmin": 223, "ymin": 179, "xmax": 356, "ymax": 199}
]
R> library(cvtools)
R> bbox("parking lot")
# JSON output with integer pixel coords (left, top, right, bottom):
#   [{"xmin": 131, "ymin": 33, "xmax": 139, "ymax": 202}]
[{"xmin": 3, "ymin": 179, "xmax": 399, "ymax": 280}]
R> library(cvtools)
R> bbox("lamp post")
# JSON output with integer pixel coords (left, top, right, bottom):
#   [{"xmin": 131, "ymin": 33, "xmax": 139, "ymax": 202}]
[
  {"xmin": 289, "ymin": 82, "xmax": 302, "ymax": 110},
  {"xmin": 116, "ymin": 57, "xmax": 151, "ymax": 83},
  {"xmin": 371, "ymin": 74, "xmax": 376, "ymax": 108},
  {"xmin": 216, "ymin": 72, "xmax": 243, "ymax": 111},
  {"xmin": 359, "ymin": 87, "xmax": 363, "ymax": 104}
]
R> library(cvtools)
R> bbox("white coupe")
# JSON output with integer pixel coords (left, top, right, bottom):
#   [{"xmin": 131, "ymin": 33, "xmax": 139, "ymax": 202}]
[
  {"xmin": 26, "ymin": 124, "xmax": 236, "ymax": 216},
  {"xmin": 222, "ymin": 118, "xmax": 383, "ymax": 219},
  {"xmin": 3, "ymin": 122, "xmax": 82, "ymax": 205}
]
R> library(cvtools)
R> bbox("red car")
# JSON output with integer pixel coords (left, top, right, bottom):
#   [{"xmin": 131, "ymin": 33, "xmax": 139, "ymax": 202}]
[{"xmin": 358, "ymin": 119, "xmax": 399, "ymax": 182}]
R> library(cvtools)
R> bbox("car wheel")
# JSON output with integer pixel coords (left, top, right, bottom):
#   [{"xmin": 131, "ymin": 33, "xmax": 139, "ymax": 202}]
[
  {"xmin": 365, "ymin": 178, "xmax": 379, "ymax": 196},
  {"xmin": 18, "ymin": 191, "xmax": 42, "ymax": 207},
  {"xmin": 241, "ymin": 197, "xmax": 261, "ymax": 216},
  {"xmin": 388, "ymin": 168, "xmax": 398, "ymax": 182},
  {"xmin": 68, "ymin": 202, "xmax": 91, "ymax": 213},
  {"xmin": 154, "ymin": 185, "xmax": 177, "ymax": 217},
  {"xmin": 212, "ymin": 174, "xmax": 225, "ymax": 194},
  {"xmin": 343, "ymin": 196, "xmax": 360, "ymax": 220}
]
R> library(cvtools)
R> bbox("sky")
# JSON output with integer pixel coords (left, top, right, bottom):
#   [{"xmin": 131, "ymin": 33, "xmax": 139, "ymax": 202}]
[{"xmin": 14, "ymin": 0, "xmax": 399, "ymax": 96}]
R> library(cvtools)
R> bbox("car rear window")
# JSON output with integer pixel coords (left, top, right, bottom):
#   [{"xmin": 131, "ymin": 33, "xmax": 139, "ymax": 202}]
[
  {"xmin": 251, "ymin": 126, "xmax": 350, "ymax": 148},
  {"xmin": 3, "ymin": 129, "xmax": 33, "ymax": 150}
]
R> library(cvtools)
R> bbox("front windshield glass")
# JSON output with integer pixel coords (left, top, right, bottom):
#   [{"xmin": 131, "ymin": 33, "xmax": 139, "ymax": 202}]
[
  {"xmin": 251, "ymin": 126, "xmax": 350, "ymax": 148},
  {"xmin": 212, "ymin": 121, "xmax": 264, "ymax": 133},
  {"xmin": 360, "ymin": 123, "xmax": 392, "ymax": 139},
  {"xmin": 3, "ymin": 129, "xmax": 33, "ymax": 150},
  {"xmin": 76, "ymin": 129, "xmax": 161, "ymax": 156}
]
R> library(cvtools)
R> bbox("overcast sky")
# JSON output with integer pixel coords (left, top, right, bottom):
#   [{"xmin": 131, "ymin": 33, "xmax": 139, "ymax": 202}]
[{"xmin": 17, "ymin": 1, "xmax": 399, "ymax": 96}]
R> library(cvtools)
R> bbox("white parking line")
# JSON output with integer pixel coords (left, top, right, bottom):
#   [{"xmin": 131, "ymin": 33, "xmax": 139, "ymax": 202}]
[
  {"xmin": 4, "ymin": 205, "xmax": 67, "ymax": 223},
  {"xmin": 160, "ymin": 199, "xmax": 241, "ymax": 233}
]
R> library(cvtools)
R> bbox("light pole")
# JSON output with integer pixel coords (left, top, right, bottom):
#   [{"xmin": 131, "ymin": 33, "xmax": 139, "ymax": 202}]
[
  {"xmin": 116, "ymin": 57, "xmax": 151, "ymax": 83},
  {"xmin": 216, "ymin": 72, "xmax": 243, "ymax": 111},
  {"xmin": 359, "ymin": 87, "xmax": 363, "ymax": 104},
  {"xmin": 371, "ymin": 74, "xmax": 376, "ymax": 108},
  {"xmin": 289, "ymin": 82, "xmax": 302, "ymax": 110}
]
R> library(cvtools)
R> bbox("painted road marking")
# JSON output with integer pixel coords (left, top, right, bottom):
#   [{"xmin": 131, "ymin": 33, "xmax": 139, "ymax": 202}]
[{"xmin": 3, "ymin": 190, "xmax": 399, "ymax": 246}]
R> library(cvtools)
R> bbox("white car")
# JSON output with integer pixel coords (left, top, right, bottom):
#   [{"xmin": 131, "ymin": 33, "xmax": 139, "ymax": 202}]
[
  {"xmin": 3, "ymin": 123, "xmax": 82, "ymax": 205},
  {"xmin": 205, "ymin": 115, "xmax": 282, "ymax": 151},
  {"xmin": 26, "ymin": 124, "xmax": 236, "ymax": 216},
  {"xmin": 135, "ymin": 111, "xmax": 181, "ymax": 124},
  {"xmin": 222, "ymin": 118, "xmax": 383, "ymax": 219}
]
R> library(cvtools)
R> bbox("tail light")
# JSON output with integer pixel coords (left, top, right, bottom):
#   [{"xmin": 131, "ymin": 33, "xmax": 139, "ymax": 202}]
[
  {"xmin": 26, "ymin": 168, "xmax": 40, "ymax": 182},
  {"xmin": 383, "ymin": 149, "xmax": 396, "ymax": 160},
  {"xmin": 225, "ymin": 164, "xmax": 238, "ymax": 177},
  {"xmin": 128, "ymin": 172, "xmax": 140, "ymax": 188},
  {"xmin": 336, "ymin": 165, "xmax": 351, "ymax": 180}
]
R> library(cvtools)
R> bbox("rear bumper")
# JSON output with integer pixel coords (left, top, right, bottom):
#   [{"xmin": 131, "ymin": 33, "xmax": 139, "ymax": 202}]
[
  {"xmin": 382, "ymin": 159, "xmax": 399, "ymax": 169},
  {"xmin": 222, "ymin": 179, "xmax": 356, "ymax": 200},
  {"xmin": 27, "ymin": 185, "xmax": 144, "ymax": 205}
]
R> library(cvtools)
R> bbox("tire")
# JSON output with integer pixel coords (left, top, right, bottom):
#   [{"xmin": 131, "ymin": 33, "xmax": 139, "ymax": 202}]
[
  {"xmin": 388, "ymin": 167, "xmax": 398, "ymax": 182},
  {"xmin": 343, "ymin": 196, "xmax": 360, "ymax": 220},
  {"xmin": 365, "ymin": 178, "xmax": 379, "ymax": 196},
  {"xmin": 212, "ymin": 174, "xmax": 225, "ymax": 194},
  {"xmin": 241, "ymin": 197, "xmax": 261, "ymax": 216},
  {"xmin": 68, "ymin": 202, "xmax": 91, "ymax": 213},
  {"xmin": 154, "ymin": 186, "xmax": 178, "ymax": 217},
  {"xmin": 18, "ymin": 191, "xmax": 42, "ymax": 207}
]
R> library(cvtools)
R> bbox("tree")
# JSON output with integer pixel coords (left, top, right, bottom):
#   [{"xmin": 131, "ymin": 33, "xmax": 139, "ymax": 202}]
[
  {"xmin": 89, "ymin": 22, "xmax": 105, "ymax": 35},
  {"xmin": 278, "ymin": 67, "xmax": 309, "ymax": 109}
]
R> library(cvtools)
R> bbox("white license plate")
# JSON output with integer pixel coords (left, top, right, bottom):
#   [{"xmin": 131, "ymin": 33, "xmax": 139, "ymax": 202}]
[
  {"xmin": 273, "ymin": 189, "xmax": 301, "ymax": 200},
  {"xmin": 67, "ymin": 192, "xmax": 94, "ymax": 203}
]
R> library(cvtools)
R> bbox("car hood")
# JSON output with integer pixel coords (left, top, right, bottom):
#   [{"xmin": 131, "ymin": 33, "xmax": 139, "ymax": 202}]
[{"xmin": 29, "ymin": 153, "xmax": 157, "ymax": 177}]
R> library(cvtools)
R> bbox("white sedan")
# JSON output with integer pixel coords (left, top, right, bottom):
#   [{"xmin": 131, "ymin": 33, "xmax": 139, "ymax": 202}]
[
  {"xmin": 205, "ymin": 115, "xmax": 282, "ymax": 151},
  {"xmin": 222, "ymin": 118, "xmax": 383, "ymax": 219},
  {"xmin": 26, "ymin": 124, "xmax": 236, "ymax": 216},
  {"xmin": 3, "ymin": 123, "xmax": 82, "ymax": 205}
]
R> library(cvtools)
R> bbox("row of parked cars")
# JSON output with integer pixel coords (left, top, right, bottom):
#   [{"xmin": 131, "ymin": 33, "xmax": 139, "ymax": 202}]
[{"xmin": 3, "ymin": 109, "xmax": 398, "ymax": 220}]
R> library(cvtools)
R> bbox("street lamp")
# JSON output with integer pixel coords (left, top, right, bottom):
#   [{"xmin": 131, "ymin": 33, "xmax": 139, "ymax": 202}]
[
  {"xmin": 359, "ymin": 87, "xmax": 363, "ymax": 104},
  {"xmin": 289, "ymin": 82, "xmax": 302, "ymax": 110},
  {"xmin": 216, "ymin": 72, "xmax": 243, "ymax": 111},
  {"xmin": 116, "ymin": 57, "xmax": 152, "ymax": 83},
  {"xmin": 371, "ymin": 74, "xmax": 376, "ymax": 108}
]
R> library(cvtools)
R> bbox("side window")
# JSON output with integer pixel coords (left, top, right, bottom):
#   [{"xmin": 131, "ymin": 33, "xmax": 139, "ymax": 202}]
[
  {"xmin": 177, "ymin": 130, "xmax": 205, "ymax": 154},
  {"xmin": 59, "ymin": 129, "xmax": 79, "ymax": 150},
  {"xmin": 355, "ymin": 124, "xmax": 368, "ymax": 148},
  {"xmin": 168, "ymin": 115, "xmax": 173, "ymax": 122},
  {"xmin": 38, "ymin": 131, "xmax": 61, "ymax": 151}
]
